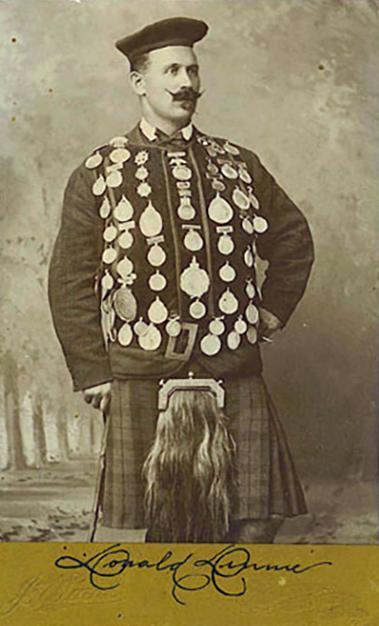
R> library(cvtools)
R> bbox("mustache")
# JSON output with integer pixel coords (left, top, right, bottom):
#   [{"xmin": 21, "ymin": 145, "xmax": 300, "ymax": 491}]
[{"xmin": 166, "ymin": 88, "xmax": 204, "ymax": 101}]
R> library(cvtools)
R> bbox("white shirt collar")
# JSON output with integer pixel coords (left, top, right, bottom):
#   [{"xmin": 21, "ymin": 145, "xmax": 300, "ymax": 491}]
[{"xmin": 139, "ymin": 118, "xmax": 193, "ymax": 142}]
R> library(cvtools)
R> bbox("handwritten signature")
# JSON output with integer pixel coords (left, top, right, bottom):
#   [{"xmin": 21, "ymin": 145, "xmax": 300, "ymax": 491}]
[{"xmin": 54, "ymin": 544, "xmax": 332, "ymax": 605}]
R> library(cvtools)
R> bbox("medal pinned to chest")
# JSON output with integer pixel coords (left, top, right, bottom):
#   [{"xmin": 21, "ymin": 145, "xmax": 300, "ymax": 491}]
[
  {"xmin": 216, "ymin": 225, "xmax": 235, "ymax": 255},
  {"xmin": 146, "ymin": 235, "xmax": 167, "ymax": 267},
  {"xmin": 182, "ymin": 224, "xmax": 204, "ymax": 252},
  {"xmin": 180, "ymin": 257, "xmax": 210, "ymax": 320}
]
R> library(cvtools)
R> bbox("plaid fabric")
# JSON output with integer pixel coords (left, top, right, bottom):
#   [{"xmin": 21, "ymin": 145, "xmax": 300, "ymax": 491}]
[{"xmin": 101, "ymin": 375, "xmax": 307, "ymax": 529}]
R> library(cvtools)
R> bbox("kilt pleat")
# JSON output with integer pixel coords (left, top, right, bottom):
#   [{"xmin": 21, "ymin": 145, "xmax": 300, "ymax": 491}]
[{"xmin": 101, "ymin": 375, "xmax": 307, "ymax": 529}]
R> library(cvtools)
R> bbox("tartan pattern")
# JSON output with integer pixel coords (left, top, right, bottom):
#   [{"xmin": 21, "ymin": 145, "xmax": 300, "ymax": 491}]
[{"xmin": 101, "ymin": 375, "xmax": 307, "ymax": 529}]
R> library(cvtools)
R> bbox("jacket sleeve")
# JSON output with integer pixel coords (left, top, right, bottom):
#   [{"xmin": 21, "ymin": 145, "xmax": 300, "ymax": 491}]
[
  {"xmin": 48, "ymin": 163, "xmax": 113, "ymax": 391},
  {"xmin": 247, "ymin": 151, "xmax": 315, "ymax": 326}
]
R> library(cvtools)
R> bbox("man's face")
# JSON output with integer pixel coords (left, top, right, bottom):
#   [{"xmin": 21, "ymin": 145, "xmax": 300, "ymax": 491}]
[{"xmin": 133, "ymin": 46, "xmax": 201, "ymax": 125}]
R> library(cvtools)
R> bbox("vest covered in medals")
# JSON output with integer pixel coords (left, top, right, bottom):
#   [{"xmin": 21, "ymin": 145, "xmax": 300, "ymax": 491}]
[{"xmin": 85, "ymin": 128, "xmax": 269, "ymax": 377}]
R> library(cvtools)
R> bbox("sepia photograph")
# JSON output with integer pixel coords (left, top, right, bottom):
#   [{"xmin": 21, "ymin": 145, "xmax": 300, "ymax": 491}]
[{"xmin": 1, "ymin": 0, "xmax": 377, "ymax": 547}]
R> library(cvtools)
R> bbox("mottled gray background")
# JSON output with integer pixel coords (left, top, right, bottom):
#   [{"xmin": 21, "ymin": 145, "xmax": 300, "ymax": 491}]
[{"xmin": 0, "ymin": 0, "xmax": 378, "ymax": 542}]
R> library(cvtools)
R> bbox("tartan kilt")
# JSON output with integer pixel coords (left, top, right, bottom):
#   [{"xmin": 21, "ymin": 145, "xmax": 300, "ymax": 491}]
[{"xmin": 101, "ymin": 374, "xmax": 307, "ymax": 529}]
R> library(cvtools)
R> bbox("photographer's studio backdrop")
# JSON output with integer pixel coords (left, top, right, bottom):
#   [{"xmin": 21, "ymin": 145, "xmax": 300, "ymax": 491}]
[{"xmin": 1, "ymin": 0, "xmax": 377, "ymax": 542}]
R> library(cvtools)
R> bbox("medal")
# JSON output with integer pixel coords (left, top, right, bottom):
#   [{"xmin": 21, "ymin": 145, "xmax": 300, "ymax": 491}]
[
  {"xmin": 253, "ymin": 216, "xmax": 269, "ymax": 233},
  {"xmin": 116, "ymin": 256, "xmax": 134, "ymax": 280},
  {"xmin": 233, "ymin": 187, "xmax": 250, "ymax": 211},
  {"xmin": 109, "ymin": 136, "xmax": 128, "ymax": 148},
  {"xmin": 134, "ymin": 317, "xmax": 148, "ymax": 337},
  {"xmin": 189, "ymin": 299, "xmax": 206, "ymax": 319},
  {"xmin": 101, "ymin": 271, "xmax": 114, "ymax": 293},
  {"xmin": 207, "ymin": 162, "xmax": 219, "ymax": 176},
  {"xmin": 99, "ymin": 197, "xmax": 111, "ymax": 219},
  {"xmin": 137, "ymin": 182, "xmax": 152, "ymax": 197},
  {"xmin": 102, "ymin": 247, "xmax": 117, "ymax": 264},
  {"xmin": 147, "ymin": 243, "xmax": 166, "ymax": 267},
  {"xmin": 138, "ymin": 324, "xmax": 162, "ymax": 351},
  {"xmin": 147, "ymin": 296, "xmax": 168, "ymax": 325},
  {"xmin": 183, "ymin": 228, "xmax": 204, "ymax": 252},
  {"xmin": 209, "ymin": 318, "xmax": 225, "ymax": 336},
  {"xmin": 227, "ymin": 331, "xmax": 241, "ymax": 350},
  {"xmin": 165, "ymin": 316, "xmax": 181, "ymax": 338},
  {"xmin": 135, "ymin": 150, "xmax": 149, "ymax": 165},
  {"xmin": 208, "ymin": 193, "xmax": 234, "ymax": 224},
  {"xmin": 172, "ymin": 165, "xmax": 192, "ymax": 181},
  {"xmin": 113, "ymin": 285, "xmax": 137, "ymax": 321},
  {"xmin": 223, "ymin": 142, "xmax": 240, "ymax": 155},
  {"xmin": 246, "ymin": 280, "xmax": 256, "ymax": 299},
  {"xmin": 234, "ymin": 315, "xmax": 248, "ymax": 334},
  {"xmin": 219, "ymin": 261, "xmax": 236, "ymax": 282},
  {"xmin": 217, "ymin": 233, "xmax": 234, "ymax": 255},
  {"xmin": 221, "ymin": 163, "xmax": 238, "ymax": 180},
  {"xmin": 239, "ymin": 168, "xmax": 252, "ymax": 184},
  {"xmin": 148, "ymin": 270, "xmax": 167, "ymax": 291},
  {"xmin": 103, "ymin": 225, "xmax": 117, "ymax": 243},
  {"xmin": 92, "ymin": 175, "xmax": 106, "ymax": 196},
  {"xmin": 218, "ymin": 288, "xmax": 239, "ymax": 315},
  {"xmin": 135, "ymin": 165, "xmax": 149, "ymax": 180},
  {"xmin": 118, "ymin": 229, "xmax": 133, "ymax": 250},
  {"xmin": 109, "ymin": 147, "xmax": 131, "ymax": 164},
  {"xmin": 200, "ymin": 334, "xmax": 221, "ymax": 356},
  {"xmin": 85, "ymin": 151, "xmax": 103, "ymax": 169},
  {"xmin": 247, "ymin": 326, "xmax": 258, "ymax": 344},
  {"xmin": 139, "ymin": 201, "xmax": 163, "ymax": 237},
  {"xmin": 106, "ymin": 169, "xmax": 123, "ymax": 188},
  {"xmin": 246, "ymin": 303, "xmax": 259, "ymax": 324},
  {"xmin": 113, "ymin": 195, "xmax": 134, "ymax": 222},
  {"xmin": 249, "ymin": 192, "xmax": 260, "ymax": 210},
  {"xmin": 177, "ymin": 196, "xmax": 196, "ymax": 221},
  {"xmin": 211, "ymin": 179, "xmax": 226, "ymax": 192},
  {"xmin": 118, "ymin": 322, "xmax": 133, "ymax": 347},
  {"xmin": 242, "ymin": 216, "xmax": 254, "ymax": 234},
  {"xmin": 244, "ymin": 246, "xmax": 254, "ymax": 268},
  {"xmin": 180, "ymin": 257, "xmax": 210, "ymax": 298}
]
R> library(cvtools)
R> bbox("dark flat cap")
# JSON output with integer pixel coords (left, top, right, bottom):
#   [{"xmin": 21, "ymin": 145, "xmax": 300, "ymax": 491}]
[{"xmin": 115, "ymin": 17, "xmax": 208, "ymax": 62}]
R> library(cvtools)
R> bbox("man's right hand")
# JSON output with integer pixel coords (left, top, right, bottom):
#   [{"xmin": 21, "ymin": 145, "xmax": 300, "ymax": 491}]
[{"xmin": 82, "ymin": 382, "xmax": 112, "ymax": 414}]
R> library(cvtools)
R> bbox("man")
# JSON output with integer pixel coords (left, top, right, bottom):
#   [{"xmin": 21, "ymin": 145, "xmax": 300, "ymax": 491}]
[{"xmin": 48, "ymin": 17, "xmax": 314, "ymax": 543}]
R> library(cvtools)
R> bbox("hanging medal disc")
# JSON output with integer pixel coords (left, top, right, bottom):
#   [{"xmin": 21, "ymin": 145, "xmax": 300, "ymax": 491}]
[
  {"xmin": 217, "ymin": 233, "xmax": 234, "ymax": 255},
  {"xmin": 101, "ymin": 271, "xmax": 114, "ymax": 294},
  {"xmin": 227, "ymin": 331, "xmax": 241, "ymax": 351},
  {"xmin": 224, "ymin": 142, "xmax": 240, "ymax": 156},
  {"xmin": 103, "ymin": 225, "xmax": 117, "ymax": 243},
  {"xmin": 221, "ymin": 163, "xmax": 238, "ymax": 180},
  {"xmin": 138, "ymin": 324, "xmax": 162, "ymax": 351},
  {"xmin": 99, "ymin": 197, "xmax": 111, "ymax": 219},
  {"xmin": 139, "ymin": 201, "xmax": 163, "ymax": 237},
  {"xmin": 116, "ymin": 257, "xmax": 134, "ymax": 280},
  {"xmin": 189, "ymin": 299, "xmax": 206, "ymax": 319},
  {"xmin": 218, "ymin": 288, "xmax": 239, "ymax": 315},
  {"xmin": 249, "ymin": 193, "xmax": 260, "ymax": 210},
  {"xmin": 118, "ymin": 229, "xmax": 134, "ymax": 250},
  {"xmin": 235, "ymin": 316, "xmax": 248, "ymax": 335},
  {"xmin": 253, "ymin": 216, "xmax": 269, "ymax": 233},
  {"xmin": 246, "ymin": 280, "xmax": 256, "ymax": 299},
  {"xmin": 180, "ymin": 258, "xmax": 210, "ymax": 298},
  {"xmin": 177, "ymin": 197, "xmax": 196, "ymax": 221},
  {"xmin": 113, "ymin": 286, "xmax": 137, "ymax": 321},
  {"xmin": 93, "ymin": 175, "xmax": 106, "ymax": 196},
  {"xmin": 208, "ymin": 193, "xmax": 234, "ymax": 224},
  {"xmin": 200, "ymin": 333, "xmax": 221, "ymax": 356},
  {"xmin": 172, "ymin": 165, "xmax": 192, "ymax": 181},
  {"xmin": 147, "ymin": 243, "xmax": 166, "ymax": 267},
  {"xmin": 85, "ymin": 152, "xmax": 103, "ymax": 170},
  {"xmin": 244, "ymin": 246, "xmax": 254, "ymax": 268},
  {"xmin": 184, "ymin": 229, "xmax": 204, "ymax": 252},
  {"xmin": 242, "ymin": 216, "xmax": 254, "ymax": 234},
  {"xmin": 135, "ymin": 165, "xmax": 148, "ymax": 181},
  {"xmin": 239, "ymin": 168, "xmax": 252, "ymax": 184},
  {"xmin": 246, "ymin": 303, "xmax": 259, "ymax": 325},
  {"xmin": 134, "ymin": 318, "xmax": 149, "ymax": 337},
  {"xmin": 114, "ymin": 196, "xmax": 134, "ymax": 222},
  {"xmin": 118, "ymin": 323, "xmax": 133, "ymax": 347},
  {"xmin": 106, "ymin": 170, "xmax": 123, "ymax": 189},
  {"xmin": 219, "ymin": 261, "xmax": 236, "ymax": 282},
  {"xmin": 102, "ymin": 247, "xmax": 117, "ymax": 264},
  {"xmin": 147, "ymin": 297, "xmax": 168, "ymax": 325},
  {"xmin": 233, "ymin": 187, "xmax": 250, "ymax": 211},
  {"xmin": 209, "ymin": 318, "xmax": 225, "ymax": 336},
  {"xmin": 148, "ymin": 270, "xmax": 167, "ymax": 291},
  {"xmin": 109, "ymin": 147, "xmax": 131, "ymax": 164},
  {"xmin": 165, "ymin": 317, "xmax": 181, "ymax": 338},
  {"xmin": 211, "ymin": 179, "xmax": 226, "ymax": 193},
  {"xmin": 247, "ymin": 326, "xmax": 258, "ymax": 344}
]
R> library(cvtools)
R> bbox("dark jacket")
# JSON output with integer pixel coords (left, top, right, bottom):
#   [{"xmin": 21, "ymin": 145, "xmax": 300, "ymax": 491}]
[{"xmin": 48, "ymin": 125, "xmax": 314, "ymax": 391}]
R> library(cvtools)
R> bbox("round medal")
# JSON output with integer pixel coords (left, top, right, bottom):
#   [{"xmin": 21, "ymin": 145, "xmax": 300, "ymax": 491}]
[
  {"xmin": 239, "ymin": 168, "xmax": 252, "ymax": 184},
  {"xmin": 166, "ymin": 317, "xmax": 181, "ymax": 338},
  {"xmin": 218, "ymin": 288, "xmax": 239, "ymax": 315},
  {"xmin": 189, "ymin": 299, "xmax": 206, "ymax": 319},
  {"xmin": 147, "ymin": 297, "xmax": 168, "ymax": 325},
  {"xmin": 99, "ymin": 197, "xmax": 111, "ymax": 219},
  {"xmin": 233, "ymin": 187, "xmax": 250, "ymax": 211},
  {"xmin": 138, "ymin": 324, "xmax": 162, "ymax": 351},
  {"xmin": 85, "ymin": 151, "xmax": 103, "ymax": 170},
  {"xmin": 246, "ymin": 303, "xmax": 259, "ymax": 324},
  {"xmin": 227, "ymin": 331, "xmax": 241, "ymax": 350},
  {"xmin": 234, "ymin": 316, "xmax": 248, "ymax": 334},
  {"xmin": 209, "ymin": 318, "xmax": 225, "ymax": 336},
  {"xmin": 219, "ymin": 261, "xmax": 236, "ymax": 282},
  {"xmin": 148, "ymin": 270, "xmax": 167, "ymax": 291},
  {"xmin": 221, "ymin": 163, "xmax": 238, "ymax": 180},
  {"xmin": 208, "ymin": 193, "xmax": 234, "ymax": 224},
  {"xmin": 135, "ymin": 165, "xmax": 148, "ymax": 181},
  {"xmin": 247, "ymin": 326, "xmax": 258, "ymax": 344},
  {"xmin": 103, "ymin": 225, "xmax": 117, "ymax": 243},
  {"xmin": 245, "ymin": 280, "xmax": 256, "ymax": 299},
  {"xmin": 244, "ymin": 246, "xmax": 254, "ymax": 268},
  {"xmin": 139, "ymin": 201, "xmax": 163, "ymax": 237},
  {"xmin": 113, "ymin": 285, "xmax": 137, "ymax": 321},
  {"xmin": 211, "ymin": 179, "xmax": 226, "ymax": 193},
  {"xmin": 118, "ymin": 322, "xmax": 133, "ymax": 347},
  {"xmin": 147, "ymin": 243, "xmax": 166, "ymax": 267},
  {"xmin": 217, "ymin": 233, "xmax": 235, "ymax": 255},
  {"xmin": 200, "ymin": 334, "xmax": 221, "ymax": 356},
  {"xmin": 177, "ymin": 197, "xmax": 196, "ymax": 221},
  {"xmin": 134, "ymin": 317, "xmax": 148, "ymax": 337},
  {"xmin": 207, "ymin": 162, "xmax": 219, "ymax": 176},
  {"xmin": 223, "ymin": 142, "xmax": 240, "ymax": 156},
  {"xmin": 101, "ymin": 271, "xmax": 114, "ymax": 293},
  {"xmin": 242, "ymin": 216, "xmax": 254, "ymax": 234},
  {"xmin": 253, "ymin": 216, "xmax": 269, "ymax": 233},
  {"xmin": 106, "ymin": 170, "xmax": 123, "ymax": 189},
  {"xmin": 172, "ymin": 165, "xmax": 192, "ymax": 181},
  {"xmin": 116, "ymin": 257, "xmax": 134, "ymax": 280},
  {"xmin": 114, "ymin": 195, "xmax": 134, "ymax": 222},
  {"xmin": 118, "ymin": 229, "xmax": 134, "ymax": 250},
  {"xmin": 102, "ymin": 247, "xmax": 117, "ymax": 264},
  {"xmin": 137, "ymin": 182, "xmax": 152, "ymax": 197},
  {"xmin": 92, "ymin": 175, "xmax": 106, "ymax": 196},
  {"xmin": 184, "ymin": 229, "xmax": 204, "ymax": 252},
  {"xmin": 109, "ymin": 148, "xmax": 131, "ymax": 164},
  {"xmin": 249, "ymin": 193, "xmax": 260, "ymax": 210},
  {"xmin": 180, "ymin": 258, "xmax": 210, "ymax": 298}
]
